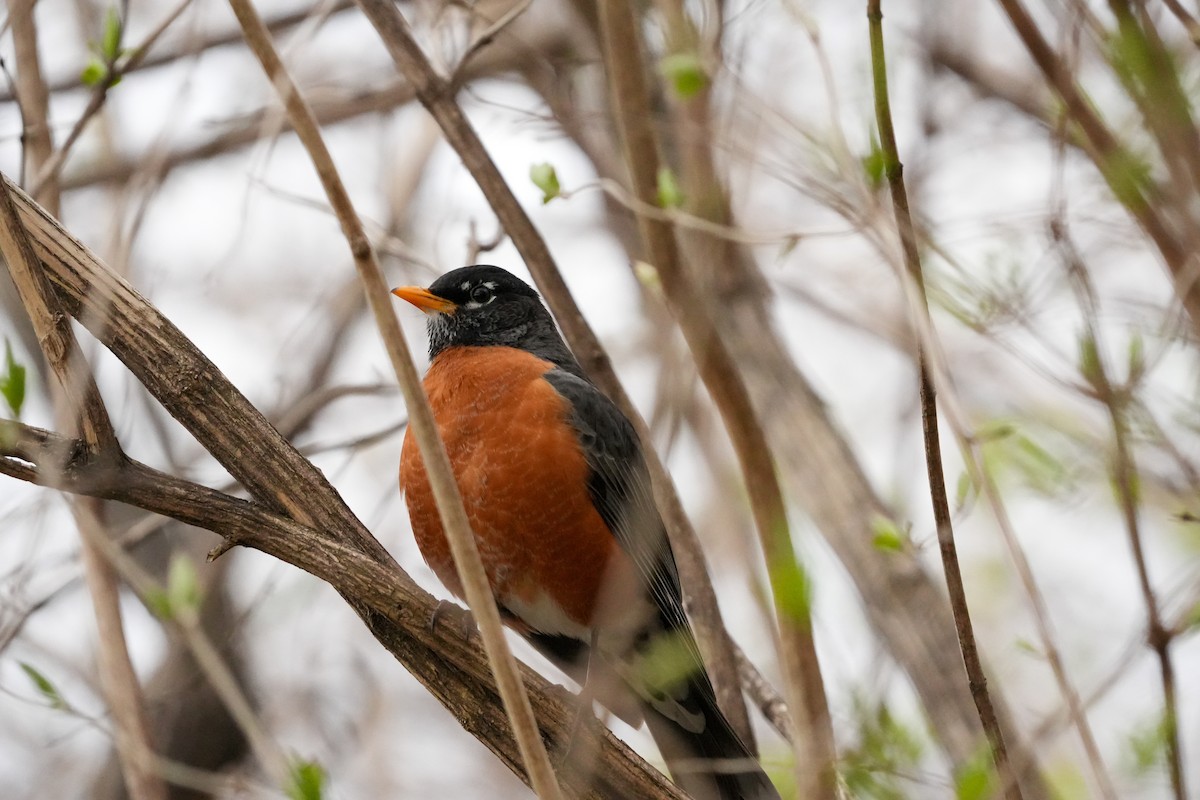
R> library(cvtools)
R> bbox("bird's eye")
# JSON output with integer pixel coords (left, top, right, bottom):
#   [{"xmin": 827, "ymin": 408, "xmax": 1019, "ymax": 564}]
[{"xmin": 470, "ymin": 284, "xmax": 494, "ymax": 305}]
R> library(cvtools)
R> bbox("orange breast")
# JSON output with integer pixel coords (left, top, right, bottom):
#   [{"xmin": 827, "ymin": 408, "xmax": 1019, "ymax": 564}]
[{"xmin": 400, "ymin": 346, "xmax": 625, "ymax": 636}]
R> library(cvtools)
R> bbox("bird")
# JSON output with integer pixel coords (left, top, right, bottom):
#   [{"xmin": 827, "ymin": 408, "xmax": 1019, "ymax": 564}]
[{"xmin": 393, "ymin": 265, "xmax": 780, "ymax": 800}]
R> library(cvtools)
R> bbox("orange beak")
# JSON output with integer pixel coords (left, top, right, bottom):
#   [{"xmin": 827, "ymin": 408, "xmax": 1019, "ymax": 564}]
[{"xmin": 391, "ymin": 285, "xmax": 457, "ymax": 315}]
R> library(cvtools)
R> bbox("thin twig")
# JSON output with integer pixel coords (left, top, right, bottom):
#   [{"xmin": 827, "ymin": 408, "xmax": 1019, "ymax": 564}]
[
  {"xmin": 0, "ymin": 0, "xmax": 358, "ymax": 103},
  {"xmin": 867, "ymin": 4, "xmax": 1020, "ymax": 798},
  {"xmin": 223, "ymin": 3, "xmax": 561, "ymax": 796},
  {"xmin": 453, "ymin": 0, "xmax": 533, "ymax": 82},
  {"xmin": 993, "ymin": 0, "xmax": 1200, "ymax": 343},
  {"xmin": 1161, "ymin": 0, "xmax": 1200, "ymax": 45},
  {"xmin": 1056, "ymin": 231, "xmax": 1186, "ymax": 800},
  {"xmin": 70, "ymin": 500, "xmax": 293, "ymax": 789},
  {"xmin": 876, "ymin": 203, "xmax": 1122, "ymax": 799},
  {"xmin": 596, "ymin": 1, "xmax": 835, "ymax": 797},
  {"xmin": 27, "ymin": 0, "xmax": 194, "ymax": 199}
]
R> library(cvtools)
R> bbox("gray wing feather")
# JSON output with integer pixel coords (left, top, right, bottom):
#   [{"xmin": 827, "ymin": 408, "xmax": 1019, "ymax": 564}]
[{"xmin": 542, "ymin": 369, "xmax": 686, "ymax": 630}]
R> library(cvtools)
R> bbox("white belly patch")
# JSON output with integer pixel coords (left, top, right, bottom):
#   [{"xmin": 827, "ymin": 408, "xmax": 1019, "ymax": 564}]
[{"xmin": 503, "ymin": 587, "xmax": 590, "ymax": 640}]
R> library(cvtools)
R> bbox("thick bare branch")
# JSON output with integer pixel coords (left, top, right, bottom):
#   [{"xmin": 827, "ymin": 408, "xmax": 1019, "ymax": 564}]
[
  {"xmin": 0, "ymin": 417, "xmax": 685, "ymax": 800},
  {"xmin": 0, "ymin": 172, "xmax": 687, "ymax": 800}
]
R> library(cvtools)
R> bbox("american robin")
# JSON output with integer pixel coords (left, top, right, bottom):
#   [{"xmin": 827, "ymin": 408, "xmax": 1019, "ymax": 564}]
[{"xmin": 393, "ymin": 265, "xmax": 779, "ymax": 800}]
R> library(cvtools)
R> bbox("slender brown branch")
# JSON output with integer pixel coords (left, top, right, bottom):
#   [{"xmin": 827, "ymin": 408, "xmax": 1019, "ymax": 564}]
[
  {"xmin": 925, "ymin": 41, "xmax": 1066, "ymax": 140},
  {"xmin": 59, "ymin": 82, "xmax": 419, "ymax": 189},
  {"xmin": 867, "ymin": 4, "xmax": 1019, "ymax": 798},
  {"xmin": 224, "ymin": 3, "xmax": 561, "ymax": 795},
  {"xmin": 1058, "ymin": 234, "xmax": 1187, "ymax": 800},
  {"xmin": 596, "ymin": 1, "xmax": 835, "ymax": 797},
  {"xmin": 733, "ymin": 647, "xmax": 794, "ymax": 744},
  {"xmin": 10, "ymin": 0, "xmax": 59, "ymax": 212},
  {"xmin": 69, "ymin": 498, "xmax": 292, "ymax": 790},
  {"xmin": 351, "ymin": 0, "xmax": 757, "ymax": 750}
]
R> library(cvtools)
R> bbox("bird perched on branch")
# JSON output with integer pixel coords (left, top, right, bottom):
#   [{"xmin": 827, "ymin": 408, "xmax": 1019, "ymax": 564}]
[{"xmin": 393, "ymin": 265, "xmax": 779, "ymax": 800}]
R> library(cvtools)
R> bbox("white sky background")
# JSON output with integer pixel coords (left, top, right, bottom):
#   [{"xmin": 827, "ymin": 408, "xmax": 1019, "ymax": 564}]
[{"xmin": 1, "ymin": 0, "xmax": 1198, "ymax": 797}]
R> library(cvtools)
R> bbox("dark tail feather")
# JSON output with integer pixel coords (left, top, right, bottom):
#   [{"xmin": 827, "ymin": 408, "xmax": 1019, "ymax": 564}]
[{"xmin": 640, "ymin": 669, "xmax": 780, "ymax": 800}]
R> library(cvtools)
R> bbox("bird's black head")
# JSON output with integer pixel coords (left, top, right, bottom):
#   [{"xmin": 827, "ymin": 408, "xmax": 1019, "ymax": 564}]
[{"xmin": 392, "ymin": 265, "xmax": 580, "ymax": 373}]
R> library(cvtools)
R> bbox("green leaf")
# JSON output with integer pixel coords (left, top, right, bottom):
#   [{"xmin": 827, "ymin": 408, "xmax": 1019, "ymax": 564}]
[
  {"xmin": 20, "ymin": 662, "xmax": 67, "ymax": 709},
  {"xmin": 955, "ymin": 471, "xmax": 974, "ymax": 511},
  {"xmin": 838, "ymin": 696, "xmax": 925, "ymax": 800},
  {"xmin": 862, "ymin": 135, "xmax": 889, "ymax": 189},
  {"xmin": 1126, "ymin": 331, "xmax": 1144, "ymax": 384},
  {"xmin": 1099, "ymin": 148, "xmax": 1153, "ymax": 211},
  {"xmin": 769, "ymin": 557, "xmax": 812, "ymax": 623},
  {"xmin": 529, "ymin": 162, "xmax": 560, "ymax": 204},
  {"xmin": 633, "ymin": 261, "xmax": 662, "ymax": 295},
  {"xmin": 1078, "ymin": 331, "xmax": 1103, "ymax": 387},
  {"xmin": 167, "ymin": 554, "xmax": 202, "ymax": 616},
  {"xmin": 955, "ymin": 749, "xmax": 997, "ymax": 800},
  {"xmin": 1126, "ymin": 713, "xmax": 1171, "ymax": 776},
  {"xmin": 869, "ymin": 516, "xmax": 904, "ymax": 553},
  {"xmin": 634, "ymin": 630, "xmax": 703, "ymax": 696},
  {"xmin": 656, "ymin": 167, "xmax": 684, "ymax": 209},
  {"xmin": 976, "ymin": 417, "xmax": 1073, "ymax": 497},
  {"xmin": 1010, "ymin": 432, "xmax": 1068, "ymax": 494},
  {"xmin": 1014, "ymin": 638, "xmax": 1041, "ymax": 657},
  {"xmin": 80, "ymin": 59, "xmax": 107, "ymax": 87},
  {"xmin": 144, "ymin": 587, "xmax": 174, "ymax": 620},
  {"xmin": 1, "ymin": 339, "xmax": 27, "ymax": 418},
  {"xmin": 101, "ymin": 8, "xmax": 124, "ymax": 62},
  {"xmin": 287, "ymin": 757, "xmax": 326, "ymax": 800},
  {"xmin": 976, "ymin": 419, "xmax": 1015, "ymax": 441},
  {"xmin": 659, "ymin": 52, "xmax": 708, "ymax": 99},
  {"xmin": 1184, "ymin": 599, "xmax": 1200, "ymax": 631},
  {"xmin": 1045, "ymin": 760, "xmax": 1089, "ymax": 800}
]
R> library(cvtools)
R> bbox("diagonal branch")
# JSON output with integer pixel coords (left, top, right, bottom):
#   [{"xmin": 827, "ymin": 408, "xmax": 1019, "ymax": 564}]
[
  {"xmin": 0, "ymin": 415, "xmax": 686, "ymax": 800},
  {"xmin": 350, "ymin": 0, "xmax": 758, "ymax": 748},
  {"xmin": 868, "ymin": 4, "xmax": 1019, "ymax": 797},
  {"xmin": 224, "ymin": 1, "xmax": 561, "ymax": 794},
  {"xmin": 594, "ymin": 2, "xmax": 835, "ymax": 797}
]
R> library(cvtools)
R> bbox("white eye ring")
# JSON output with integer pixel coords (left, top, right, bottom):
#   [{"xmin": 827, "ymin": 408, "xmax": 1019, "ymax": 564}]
[{"xmin": 469, "ymin": 284, "xmax": 494, "ymax": 305}]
